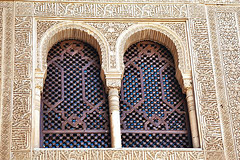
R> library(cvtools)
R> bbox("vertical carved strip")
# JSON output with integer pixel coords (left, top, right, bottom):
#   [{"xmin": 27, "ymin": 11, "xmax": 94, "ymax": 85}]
[
  {"xmin": 189, "ymin": 18, "xmax": 224, "ymax": 154},
  {"xmin": 11, "ymin": 16, "xmax": 32, "ymax": 159},
  {"xmin": 0, "ymin": 5, "xmax": 14, "ymax": 160},
  {"xmin": 0, "ymin": 8, "xmax": 3, "ymax": 153},
  {"xmin": 207, "ymin": 7, "xmax": 237, "ymax": 160},
  {"xmin": 216, "ymin": 11, "xmax": 240, "ymax": 159}
]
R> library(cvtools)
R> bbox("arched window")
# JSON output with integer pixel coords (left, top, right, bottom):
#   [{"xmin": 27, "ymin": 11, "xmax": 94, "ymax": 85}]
[
  {"xmin": 40, "ymin": 40, "xmax": 111, "ymax": 148},
  {"xmin": 120, "ymin": 41, "xmax": 192, "ymax": 148}
]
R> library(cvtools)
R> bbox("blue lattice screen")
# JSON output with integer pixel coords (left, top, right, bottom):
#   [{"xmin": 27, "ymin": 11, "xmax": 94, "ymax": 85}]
[
  {"xmin": 120, "ymin": 41, "xmax": 192, "ymax": 148},
  {"xmin": 41, "ymin": 40, "xmax": 111, "ymax": 148}
]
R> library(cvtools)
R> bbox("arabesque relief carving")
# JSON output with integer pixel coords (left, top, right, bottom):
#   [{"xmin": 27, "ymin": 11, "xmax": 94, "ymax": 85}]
[
  {"xmin": 189, "ymin": 18, "xmax": 223, "ymax": 153},
  {"xmin": 0, "ymin": 1, "xmax": 240, "ymax": 160},
  {"xmin": 11, "ymin": 15, "xmax": 33, "ymax": 159},
  {"xmin": 208, "ymin": 6, "xmax": 240, "ymax": 160},
  {"xmin": 33, "ymin": 3, "xmax": 188, "ymax": 18}
]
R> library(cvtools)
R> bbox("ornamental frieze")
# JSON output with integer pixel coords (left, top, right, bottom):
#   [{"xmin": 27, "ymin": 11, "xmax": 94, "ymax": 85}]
[{"xmin": 34, "ymin": 3, "xmax": 188, "ymax": 18}]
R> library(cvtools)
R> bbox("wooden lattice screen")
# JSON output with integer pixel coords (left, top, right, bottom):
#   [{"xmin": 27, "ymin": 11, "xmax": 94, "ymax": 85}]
[
  {"xmin": 120, "ymin": 41, "xmax": 192, "ymax": 148},
  {"xmin": 40, "ymin": 40, "xmax": 111, "ymax": 148}
]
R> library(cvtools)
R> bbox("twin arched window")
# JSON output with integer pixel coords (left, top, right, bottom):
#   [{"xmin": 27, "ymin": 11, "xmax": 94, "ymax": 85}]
[{"xmin": 40, "ymin": 40, "xmax": 192, "ymax": 148}]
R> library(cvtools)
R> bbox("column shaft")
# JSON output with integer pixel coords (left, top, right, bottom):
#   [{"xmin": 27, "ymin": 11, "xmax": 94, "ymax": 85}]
[
  {"xmin": 186, "ymin": 88, "xmax": 200, "ymax": 148},
  {"xmin": 108, "ymin": 88, "xmax": 122, "ymax": 148}
]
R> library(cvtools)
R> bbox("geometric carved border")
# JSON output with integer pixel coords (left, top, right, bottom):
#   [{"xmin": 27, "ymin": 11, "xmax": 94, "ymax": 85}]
[
  {"xmin": 33, "ymin": 149, "xmax": 204, "ymax": 160},
  {"xmin": 0, "ymin": 3, "xmax": 15, "ymax": 160},
  {"xmin": 1, "ymin": 1, "xmax": 240, "ymax": 160}
]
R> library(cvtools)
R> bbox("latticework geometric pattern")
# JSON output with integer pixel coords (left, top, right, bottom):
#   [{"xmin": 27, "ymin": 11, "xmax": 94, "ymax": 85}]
[
  {"xmin": 41, "ymin": 40, "xmax": 111, "ymax": 148},
  {"xmin": 120, "ymin": 41, "xmax": 192, "ymax": 148}
]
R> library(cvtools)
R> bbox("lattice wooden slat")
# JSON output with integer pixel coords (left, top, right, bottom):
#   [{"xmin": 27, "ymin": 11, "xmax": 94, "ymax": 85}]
[
  {"xmin": 41, "ymin": 40, "xmax": 111, "ymax": 148},
  {"xmin": 120, "ymin": 41, "xmax": 192, "ymax": 148}
]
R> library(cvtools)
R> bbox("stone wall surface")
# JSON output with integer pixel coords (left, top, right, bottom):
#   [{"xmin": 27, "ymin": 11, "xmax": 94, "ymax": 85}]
[{"xmin": 0, "ymin": 1, "xmax": 239, "ymax": 160}]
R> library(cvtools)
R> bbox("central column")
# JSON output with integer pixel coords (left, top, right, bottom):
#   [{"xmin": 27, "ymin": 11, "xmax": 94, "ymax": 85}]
[
  {"xmin": 104, "ymin": 71, "xmax": 123, "ymax": 148},
  {"xmin": 108, "ymin": 87, "xmax": 122, "ymax": 148}
]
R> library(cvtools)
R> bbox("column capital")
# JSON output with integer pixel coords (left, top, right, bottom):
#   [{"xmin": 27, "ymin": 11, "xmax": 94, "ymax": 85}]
[
  {"xmin": 108, "ymin": 88, "xmax": 120, "ymax": 112},
  {"xmin": 35, "ymin": 68, "xmax": 46, "ymax": 91},
  {"xmin": 183, "ymin": 78, "xmax": 193, "ymax": 93},
  {"xmin": 106, "ymin": 78, "xmax": 121, "ymax": 91}
]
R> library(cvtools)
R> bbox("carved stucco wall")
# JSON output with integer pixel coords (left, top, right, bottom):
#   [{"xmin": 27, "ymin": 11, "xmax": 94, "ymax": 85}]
[
  {"xmin": 0, "ymin": 1, "xmax": 239, "ymax": 160},
  {"xmin": 207, "ymin": 6, "xmax": 240, "ymax": 159},
  {"xmin": 0, "ymin": 2, "xmax": 15, "ymax": 160}
]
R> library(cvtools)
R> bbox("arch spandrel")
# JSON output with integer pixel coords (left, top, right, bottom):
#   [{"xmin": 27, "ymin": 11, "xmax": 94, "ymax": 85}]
[{"xmin": 116, "ymin": 24, "xmax": 192, "ymax": 92}]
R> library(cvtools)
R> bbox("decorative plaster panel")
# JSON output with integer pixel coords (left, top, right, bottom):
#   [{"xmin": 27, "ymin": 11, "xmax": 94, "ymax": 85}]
[
  {"xmin": 0, "ymin": 1, "xmax": 239, "ymax": 160},
  {"xmin": 0, "ymin": 4, "xmax": 14, "ymax": 160},
  {"xmin": 33, "ymin": 2, "xmax": 188, "ymax": 18},
  {"xmin": 208, "ymin": 6, "xmax": 240, "ymax": 160},
  {"xmin": 36, "ymin": 20, "xmax": 190, "ymax": 75},
  {"xmin": 15, "ymin": 0, "xmax": 240, "ymax": 4},
  {"xmin": 88, "ymin": 22, "xmax": 133, "ymax": 70},
  {"xmin": 32, "ymin": 149, "xmax": 204, "ymax": 160},
  {"xmin": 189, "ymin": 18, "xmax": 223, "ymax": 153},
  {"xmin": 11, "ymin": 15, "xmax": 33, "ymax": 160}
]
